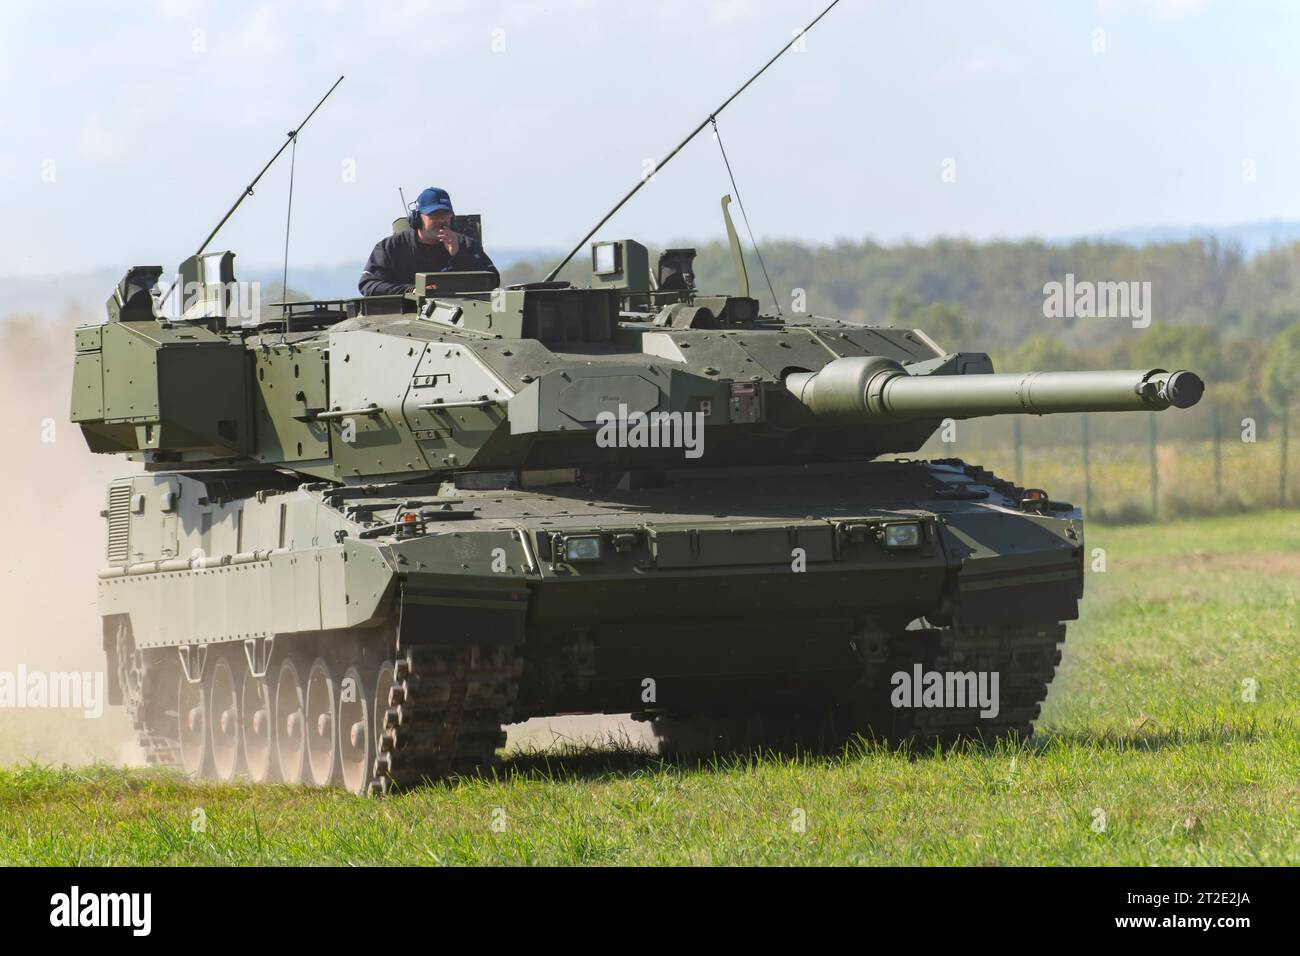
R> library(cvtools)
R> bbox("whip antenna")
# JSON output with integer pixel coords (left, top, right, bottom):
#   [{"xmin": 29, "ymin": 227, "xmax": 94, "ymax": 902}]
[
  {"xmin": 279, "ymin": 131, "xmax": 299, "ymax": 332},
  {"xmin": 542, "ymin": 0, "xmax": 841, "ymax": 282},
  {"xmin": 196, "ymin": 75, "xmax": 344, "ymax": 256},
  {"xmin": 711, "ymin": 116, "xmax": 780, "ymax": 315}
]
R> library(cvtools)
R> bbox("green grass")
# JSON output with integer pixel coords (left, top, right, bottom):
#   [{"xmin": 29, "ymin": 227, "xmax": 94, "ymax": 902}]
[{"xmin": 2, "ymin": 510, "xmax": 1297, "ymax": 866}]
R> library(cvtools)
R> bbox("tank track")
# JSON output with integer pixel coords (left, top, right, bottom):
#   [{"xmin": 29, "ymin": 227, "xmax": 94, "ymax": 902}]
[
  {"xmin": 132, "ymin": 721, "xmax": 182, "ymax": 767},
  {"xmin": 653, "ymin": 622, "xmax": 1066, "ymax": 755},
  {"xmin": 115, "ymin": 623, "xmax": 183, "ymax": 768},
  {"xmin": 369, "ymin": 643, "xmax": 524, "ymax": 795},
  {"xmin": 897, "ymin": 622, "xmax": 1066, "ymax": 745}
]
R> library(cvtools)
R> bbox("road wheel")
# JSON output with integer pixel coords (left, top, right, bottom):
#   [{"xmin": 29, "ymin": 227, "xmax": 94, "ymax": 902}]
[
  {"xmin": 177, "ymin": 665, "xmax": 211, "ymax": 778},
  {"xmin": 338, "ymin": 662, "xmax": 378, "ymax": 795},
  {"xmin": 305, "ymin": 656, "xmax": 339, "ymax": 787},
  {"xmin": 208, "ymin": 654, "xmax": 242, "ymax": 782},
  {"xmin": 241, "ymin": 666, "xmax": 276, "ymax": 783},
  {"xmin": 274, "ymin": 654, "xmax": 308, "ymax": 784}
]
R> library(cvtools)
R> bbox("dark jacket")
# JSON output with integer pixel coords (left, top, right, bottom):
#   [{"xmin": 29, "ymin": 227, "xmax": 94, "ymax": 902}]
[{"xmin": 358, "ymin": 229, "xmax": 499, "ymax": 296}]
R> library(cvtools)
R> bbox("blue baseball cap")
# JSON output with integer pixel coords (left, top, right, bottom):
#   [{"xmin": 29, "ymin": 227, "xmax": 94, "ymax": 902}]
[{"xmin": 416, "ymin": 186, "xmax": 453, "ymax": 215}]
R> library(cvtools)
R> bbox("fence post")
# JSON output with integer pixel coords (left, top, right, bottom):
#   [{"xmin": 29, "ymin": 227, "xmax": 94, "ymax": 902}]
[
  {"xmin": 1082, "ymin": 415, "xmax": 1092, "ymax": 515},
  {"xmin": 1013, "ymin": 417, "xmax": 1023, "ymax": 486},
  {"xmin": 1213, "ymin": 404, "xmax": 1222, "ymax": 498},
  {"xmin": 1281, "ymin": 402, "xmax": 1290, "ymax": 508},
  {"xmin": 1149, "ymin": 413, "xmax": 1159, "ymax": 520}
]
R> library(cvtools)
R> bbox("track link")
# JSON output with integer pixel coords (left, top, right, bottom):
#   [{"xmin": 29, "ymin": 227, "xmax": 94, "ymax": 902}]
[
  {"xmin": 900, "ymin": 622, "xmax": 1066, "ymax": 745},
  {"xmin": 132, "ymin": 722, "xmax": 182, "ymax": 767},
  {"xmin": 653, "ymin": 622, "xmax": 1066, "ymax": 756},
  {"xmin": 118, "ymin": 633, "xmax": 182, "ymax": 768},
  {"xmin": 369, "ymin": 643, "xmax": 523, "ymax": 795}
]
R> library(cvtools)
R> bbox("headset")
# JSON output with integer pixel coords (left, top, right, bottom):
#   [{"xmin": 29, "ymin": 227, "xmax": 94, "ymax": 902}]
[{"xmin": 401, "ymin": 195, "xmax": 478, "ymax": 244}]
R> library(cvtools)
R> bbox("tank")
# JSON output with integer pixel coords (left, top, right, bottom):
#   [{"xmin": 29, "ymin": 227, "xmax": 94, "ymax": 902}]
[{"xmin": 69, "ymin": 230, "xmax": 1203, "ymax": 793}]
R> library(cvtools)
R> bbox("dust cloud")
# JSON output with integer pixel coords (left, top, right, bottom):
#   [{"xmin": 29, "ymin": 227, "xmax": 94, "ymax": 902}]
[{"xmin": 0, "ymin": 306, "xmax": 139, "ymax": 765}]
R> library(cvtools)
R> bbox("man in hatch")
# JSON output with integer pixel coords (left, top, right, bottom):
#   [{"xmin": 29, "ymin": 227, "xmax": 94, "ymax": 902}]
[{"xmin": 358, "ymin": 186, "xmax": 499, "ymax": 295}]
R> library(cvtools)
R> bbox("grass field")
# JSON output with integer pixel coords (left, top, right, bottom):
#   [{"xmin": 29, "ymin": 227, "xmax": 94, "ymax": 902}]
[{"xmin": 1, "ymin": 510, "xmax": 1297, "ymax": 866}]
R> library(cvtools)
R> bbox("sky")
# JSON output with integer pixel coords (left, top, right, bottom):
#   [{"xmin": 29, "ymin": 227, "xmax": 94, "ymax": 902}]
[{"xmin": 1, "ymin": 0, "xmax": 1298, "ymax": 276}]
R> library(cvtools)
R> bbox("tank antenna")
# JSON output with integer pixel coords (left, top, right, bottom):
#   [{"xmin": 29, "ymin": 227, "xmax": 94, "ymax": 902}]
[
  {"xmin": 711, "ymin": 116, "xmax": 781, "ymax": 315},
  {"xmin": 542, "ymin": 0, "xmax": 841, "ymax": 282},
  {"xmin": 195, "ymin": 75, "xmax": 344, "ymax": 257},
  {"xmin": 278, "ymin": 131, "xmax": 299, "ymax": 334}
]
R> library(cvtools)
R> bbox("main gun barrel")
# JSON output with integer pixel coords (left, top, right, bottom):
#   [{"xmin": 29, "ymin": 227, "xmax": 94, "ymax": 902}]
[{"xmin": 785, "ymin": 356, "xmax": 1204, "ymax": 422}]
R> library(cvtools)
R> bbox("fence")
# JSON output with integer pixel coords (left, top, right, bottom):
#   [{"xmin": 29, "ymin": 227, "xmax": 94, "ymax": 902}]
[{"xmin": 919, "ymin": 402, "xmax": 1294, "ymax": 523}]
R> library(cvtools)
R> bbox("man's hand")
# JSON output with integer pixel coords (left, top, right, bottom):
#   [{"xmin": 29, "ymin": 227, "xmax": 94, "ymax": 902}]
[{"xmin": 436, "ymin": 227, "xmax": 461, "ymax": 257}]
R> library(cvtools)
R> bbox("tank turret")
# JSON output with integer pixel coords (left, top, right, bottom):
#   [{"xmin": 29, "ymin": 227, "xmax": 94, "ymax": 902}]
[{"xmin": 70, "ymin": 263, "xmax": 1202, "ymax": 483}]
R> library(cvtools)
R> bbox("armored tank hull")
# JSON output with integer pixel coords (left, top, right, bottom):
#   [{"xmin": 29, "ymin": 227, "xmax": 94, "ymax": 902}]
[
  {"xmin": 73, "ymin": 15, "xmax": 1206, "ymax": 793},
  {"xmin": 75, "ymin": 228, "xmax": 1203, "ymax": 794},
  {"xmin": 100, "ymin": 456, "xmax": 1074, "ymax": 794}
]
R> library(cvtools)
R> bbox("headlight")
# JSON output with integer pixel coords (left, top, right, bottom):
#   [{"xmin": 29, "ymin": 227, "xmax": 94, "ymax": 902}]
[
  {"xmin": 563, "ymin": 535, "xmax": 603, "ymax": 562},
  {"xmin": 1020, "ymin": 488, "xmax": 1049, "ymax": 513},
  {"xmin": 883, "ymin": 522, "xmax": 921, "ymax": 549}
]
